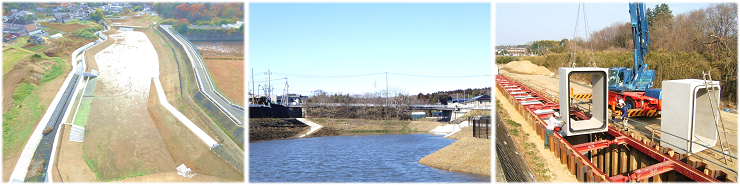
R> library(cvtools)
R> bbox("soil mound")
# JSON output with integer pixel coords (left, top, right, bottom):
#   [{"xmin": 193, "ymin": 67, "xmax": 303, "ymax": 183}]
[
  {"xmin": 418, "ymin": 137, "xmax": 491, "ymax": 176},
  {"xmin": 502, "ymin": 60, "xmax": 552, "ymax": 75}
]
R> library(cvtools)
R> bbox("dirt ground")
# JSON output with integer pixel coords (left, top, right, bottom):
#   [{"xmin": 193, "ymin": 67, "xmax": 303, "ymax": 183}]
[
  {"xmin": 38, "ymin": 22, "xmax": 89, "ymax": 33},
  {"xmin": 407, "ymin": 121, "xmax": 444, "ymax": 132},
  {"xmin": 193, "ymin": 41, "xmax": 243, "ymax": 57},
  {"xmin": 501, "ymin": 60, "xmax": 553, "ymax": 76},
  {"xmin": 82, "ymin": 30, "xmax": 175, "ymax": 181},
  {"xmin": 56, "ymin": 124, "xmax": 97, "ymax": 182},
  {"xmin": 142, "ymin": 26, "xmax": 244, "ymax": 180},
  {"xmin": 111, "ymin": 172, "xmax": 233, "ymax": 182},
  {"xmin": 201, "ymin": 55, "xmax": 243, "ymax": 106},
  {"xmin": 83, "ymin": 28, "xmax": 119, "ymax": 73},
  {"xmin": 307, "ymin": 118, "xmax": 412, "ymax": 133},
  {"xmin": 2, "ymin": 61, "xmax": 45, "ymax": 111},
  {"xmin": 495, "ymin": 85, "xmax": 579, "ymax": 182},
  {"xmin": 147, "ymin": 81, "xmax": 243, "ymax": 181},
  {"xmin": 418, "ymin": 136, "xmax": 491, "ymax": 177},
  {"xmin": 249, "ymin": 118, "xmax": 308, "ymax": 142},
  {"xmin": 109, "ymin": 14, "xmax": 155, "ymax": 27}
]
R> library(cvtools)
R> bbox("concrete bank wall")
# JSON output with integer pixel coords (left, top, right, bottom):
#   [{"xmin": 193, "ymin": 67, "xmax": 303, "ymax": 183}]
[
  {"xmin": 195, "ymin": 91, "xmax": 244, "ymax": 145},
  {"xmin": 180, "ymin": 34, "xmax": 243, "ymax": 41}
]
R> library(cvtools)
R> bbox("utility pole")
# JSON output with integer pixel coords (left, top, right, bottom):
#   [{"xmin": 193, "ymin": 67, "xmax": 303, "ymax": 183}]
[
  {"xmin": 385, "ymin": 72, "xmax": 389, "ymax": 106},
  {"xmin": 264, "ymin": 69, "xmax": 272, "ymax": 103},
  {"xmin": 251, "ymin": 68, "xmax": 254, "ymax": 103},
  {"xmin": 374, "ymin": 80, "xmax": 377, "ymax": 92}
]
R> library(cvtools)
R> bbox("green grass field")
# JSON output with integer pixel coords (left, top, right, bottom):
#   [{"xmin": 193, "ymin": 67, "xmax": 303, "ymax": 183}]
[
  {"xmin": 3, "ymin": 84, "xmax": 45, "ymax": 158},
  {"xmin": 2, "ymin": 48, "xmax": 33, "ymax": 74},
  {"xmin": 72, "ymin": 98, "xmax": 92, "ymax": 127}
]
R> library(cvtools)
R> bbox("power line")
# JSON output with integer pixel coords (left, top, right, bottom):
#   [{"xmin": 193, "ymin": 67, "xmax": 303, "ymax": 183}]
[
  {"xmin": 269, "ymin": 72, "xmax": 489, "ymax": 78},
  {"xmin": 387, "ymin": 72, "xmax": 490, "ymax": 78}
]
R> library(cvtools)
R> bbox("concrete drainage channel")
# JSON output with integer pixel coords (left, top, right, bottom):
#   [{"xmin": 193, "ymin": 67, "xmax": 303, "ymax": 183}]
[{"xmin": 7, "ymin": 22, "xmax": 110, "ymax": 183}]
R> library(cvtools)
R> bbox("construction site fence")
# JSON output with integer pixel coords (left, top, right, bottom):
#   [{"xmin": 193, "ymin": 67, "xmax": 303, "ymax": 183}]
[{"xmin": 470, "ymin": 116, "xmax": 491, "ymax": 139}]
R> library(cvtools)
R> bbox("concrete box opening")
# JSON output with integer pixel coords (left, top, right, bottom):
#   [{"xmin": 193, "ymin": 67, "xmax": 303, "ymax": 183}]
[
  {"xmin": 558, "ymin": 67, "xmax": 609, "ymax": 136},
  {"xmin": 661, "ymin": 79, "xmax": 719, "ymax": 154}
]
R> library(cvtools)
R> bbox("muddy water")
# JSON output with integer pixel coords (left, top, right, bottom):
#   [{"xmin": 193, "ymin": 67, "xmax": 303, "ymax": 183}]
[{"xmin": 249, "ymin": 134, "xmax": 490, "ymax": 182}]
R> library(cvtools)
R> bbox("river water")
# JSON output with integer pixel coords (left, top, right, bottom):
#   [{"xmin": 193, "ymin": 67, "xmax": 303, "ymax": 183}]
[{"xmin": 249, "ymin": 134, "xmax": 490, "ymax": 182}]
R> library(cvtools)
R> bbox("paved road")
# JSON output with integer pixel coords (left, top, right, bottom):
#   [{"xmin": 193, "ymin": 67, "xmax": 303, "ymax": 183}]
[{"xmin": 160, "ymin": 25, "xmax": 244, "ymax": 125}]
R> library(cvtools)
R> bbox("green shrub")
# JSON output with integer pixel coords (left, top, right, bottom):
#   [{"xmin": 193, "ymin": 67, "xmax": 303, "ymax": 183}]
[
  {"xmin": 12, "ymin": 83, "xmax": 37, "ymax": 102},
  {"xmin": 39, "ymin": 59, "xmax": 64, "ymax": 83}
]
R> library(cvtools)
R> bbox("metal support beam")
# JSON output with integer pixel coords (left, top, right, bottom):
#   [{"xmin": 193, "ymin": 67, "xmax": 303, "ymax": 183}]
[
  {"xmin": 629, "ymin": 161, "xmax": 674, "ymax": 181},
  {"xmin": 572, "ymin": 136, "xmax": 627, "ymax": 153},
  {"xmin": 607, "ymin": 127, "xmax": 721, "ymax": 182},
  {"xmin": 610, "ymin": 175, "xmax": 631, "ymax": 182}
]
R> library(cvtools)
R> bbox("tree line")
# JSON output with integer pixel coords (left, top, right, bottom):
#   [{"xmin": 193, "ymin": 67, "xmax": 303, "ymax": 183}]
[
  {"xmin": 152, "ymin": 2, "xmax": 243, "ymax": 27},
  {"xmin": 304, "ymin": 87, "xmax": 418, "ymax": 120}
]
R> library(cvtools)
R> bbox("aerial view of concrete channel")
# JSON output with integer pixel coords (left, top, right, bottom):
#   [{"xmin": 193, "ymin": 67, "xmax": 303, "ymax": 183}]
[
  {"xmin": 249, "ymin": 3, "xmax": 493, "ymax": 182},
  {"xmin": 2, "ymin": 2, "xmax": 244, "ymax": 182}
]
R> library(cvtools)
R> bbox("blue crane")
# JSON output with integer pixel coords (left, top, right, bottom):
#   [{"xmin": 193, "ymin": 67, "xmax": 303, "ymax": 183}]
[{"xmin": 607, "ymin": 2, "xmax": 657, "ymax": 92}]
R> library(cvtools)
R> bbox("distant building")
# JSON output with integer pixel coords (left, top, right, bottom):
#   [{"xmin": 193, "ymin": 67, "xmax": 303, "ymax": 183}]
[
  {"xmin": 465, "ymin": 95, "xmax": 491, "ymax": 107},
  {"xmin": 54, "ymin": 13, "xmax": 72, "ymax": 22},
  {"xmin": 506, "ymin": 48, "xmax": 528, "ymax": 56},
  {"xmin": 3, "ymin": 18, "xmax": 37, "ymax": 36}
]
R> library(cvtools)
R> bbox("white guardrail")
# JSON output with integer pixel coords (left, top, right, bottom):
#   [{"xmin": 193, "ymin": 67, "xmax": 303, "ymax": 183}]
[{"xmin": 161, "ymin": 25, "xmax": 243, "ymax": 126}]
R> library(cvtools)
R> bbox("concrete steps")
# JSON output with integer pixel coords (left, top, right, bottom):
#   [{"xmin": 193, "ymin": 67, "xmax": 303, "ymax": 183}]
[
  {"xmin": 296, "ymin": 118, "xmax": 323, "ymax": 138},
  {"xmin": 69, "ymin": 125, "xmax": 84, "ymax": 142}
]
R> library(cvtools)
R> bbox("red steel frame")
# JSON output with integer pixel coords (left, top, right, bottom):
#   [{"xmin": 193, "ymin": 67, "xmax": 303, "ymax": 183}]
[{"xmin": 496, "ymin": 75, "xmax": 721, "ymax": 182}]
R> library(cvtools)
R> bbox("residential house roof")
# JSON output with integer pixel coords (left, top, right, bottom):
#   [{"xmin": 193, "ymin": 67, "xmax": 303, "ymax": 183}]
[{"xmin": 4, "ymin": 18, "xmax": 33, "ymax": 25}]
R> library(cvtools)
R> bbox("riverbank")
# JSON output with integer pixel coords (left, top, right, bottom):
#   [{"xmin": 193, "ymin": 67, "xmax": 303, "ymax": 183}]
[
  {"xmin": 418, "ymin": 127, "xmax": 491, "ymax": 177},
  {"xmin": 249, "ymin": 118, "xmax": 309, "ymax": 142}
]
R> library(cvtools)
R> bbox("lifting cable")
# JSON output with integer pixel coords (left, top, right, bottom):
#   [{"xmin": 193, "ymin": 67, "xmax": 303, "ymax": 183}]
[{"xmin": 571, "ymin": 3, "xmax": 598, "ymax": 68}]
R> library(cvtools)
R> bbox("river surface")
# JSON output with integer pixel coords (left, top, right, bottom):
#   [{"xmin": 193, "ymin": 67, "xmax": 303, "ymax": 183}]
[{"xmin": 250, "ymin": 134, "xmax": 490, "ymax": 182}]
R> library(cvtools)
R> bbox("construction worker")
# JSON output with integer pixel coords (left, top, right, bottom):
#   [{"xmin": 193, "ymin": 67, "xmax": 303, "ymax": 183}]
[{"xmin": 544, "ymin": 112, "xmax": 561, "ymax": 149}]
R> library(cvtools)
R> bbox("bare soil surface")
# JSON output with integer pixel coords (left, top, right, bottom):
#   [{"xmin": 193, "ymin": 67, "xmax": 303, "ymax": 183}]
[
  {"xmin": 109, "ymin": 14, "xmax": 155, "ymax": 27},
  {"xmin": 83, "ymin": 30, "xmax": 175, "ymax": 181},
  {"xmin": 201, "ymin": 55, "xmax": 243, "ymax": 106},
  {"xmin": 111, "ymin": 172, "xmax": 233, "ymax": 182},
  {"xmin": 248, "ymin": 118, "xmax": 308, "ymax": 143},
  {"xmin": 143, "ymin": 26, "xmax": 245, "ymax": 180},
  {"xmin": 82, "ymin": 28, "xmax": 119, "ymax": 73},
  {"xmin": 193, "ymin": 41, "xmax": 243, "ymax": 57},
  {"xmin": 2, "ymin": 61, "xmax": 45, "ymax": 111},
  {"xmin": 495, "ymin": 85, "xmax": 578, "ymax": 182},
  {"xmin": 38, "ymin": 22, "xmax": 89, "ymax": 33},
  {"xmin": 307, "ymin": 118, "xmax": 412, "ymax": 133},
  {"xmin": 57, "ymin": 124, "xmax": 97, "ymax": 182},
  {"xmin": 501, "ymin": 60, "xmax": 553, "ymax": 76},
  {"xmin": 418, "ymin": 137, "xmax": 491, "ymax": 177},
  {"xmin": 147, "ymin": 81, "xmax": 243, "ymax": 181},
  {"xmin": 407, "ymin": 121, "xmax": 444, "ymax": 132}
]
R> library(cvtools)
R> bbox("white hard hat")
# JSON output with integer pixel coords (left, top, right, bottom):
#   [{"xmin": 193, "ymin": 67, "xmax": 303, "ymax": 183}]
[{"xmin": 554, "ymin": 112, "xmax": 560, "ymax": 117}]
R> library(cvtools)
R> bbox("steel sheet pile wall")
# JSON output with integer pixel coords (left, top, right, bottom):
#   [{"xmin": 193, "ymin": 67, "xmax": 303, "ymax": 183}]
[{"xmin": 495, "ymin": 75, "xmax": 734, "ymax": 182}]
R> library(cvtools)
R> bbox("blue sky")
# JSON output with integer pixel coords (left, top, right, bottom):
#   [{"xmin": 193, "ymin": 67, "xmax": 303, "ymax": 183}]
[
  {"xmin": 249, "ymin": 3, "xmax": 491, "ymax": 96},
  {"xmin": 496, "ymin": 3, "xmax": 712, "ymax": 46}
]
